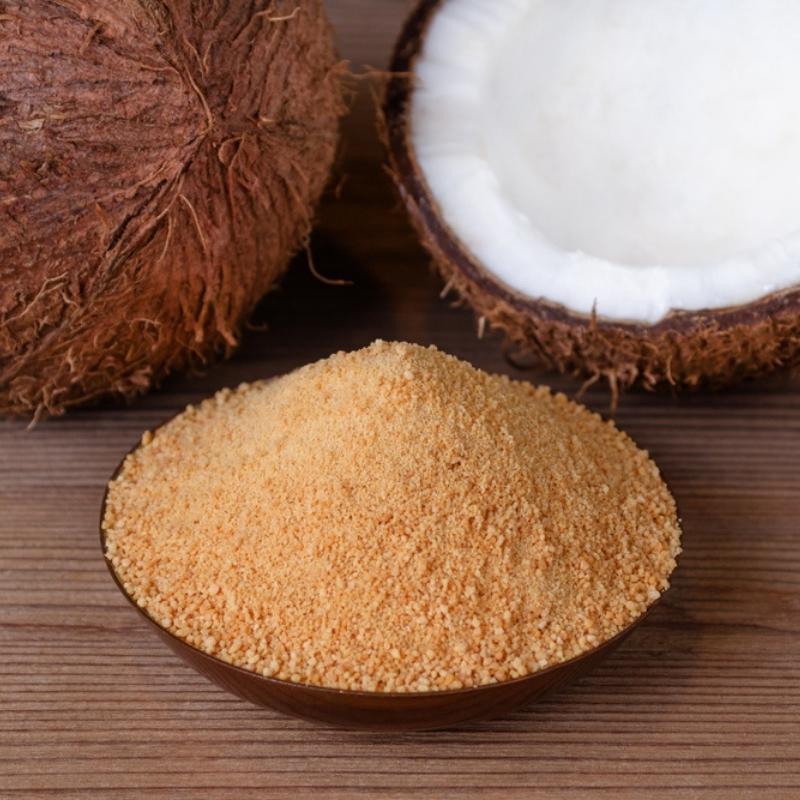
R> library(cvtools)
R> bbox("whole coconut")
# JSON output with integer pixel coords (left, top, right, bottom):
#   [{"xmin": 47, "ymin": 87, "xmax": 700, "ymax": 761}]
[{"xmin": 0, "ymin": 0, "xmax": 344, "ymax": 417}]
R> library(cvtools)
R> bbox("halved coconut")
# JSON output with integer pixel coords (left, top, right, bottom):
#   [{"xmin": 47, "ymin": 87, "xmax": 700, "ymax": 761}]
[{"xmin": 385, "ymin": 0, "xmax": 800, "ymax": 392}]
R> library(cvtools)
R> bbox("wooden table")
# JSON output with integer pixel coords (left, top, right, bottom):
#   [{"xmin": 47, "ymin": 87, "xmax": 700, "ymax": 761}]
[{"xmin": 2, "ymin": 2, "xmax": 799, "ymax": 797}]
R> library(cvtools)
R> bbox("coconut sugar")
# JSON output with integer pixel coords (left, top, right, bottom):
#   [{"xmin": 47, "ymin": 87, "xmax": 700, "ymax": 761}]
[{"xmin": 103, "ymin": 341, "xmax": 681, "ymax": 692}]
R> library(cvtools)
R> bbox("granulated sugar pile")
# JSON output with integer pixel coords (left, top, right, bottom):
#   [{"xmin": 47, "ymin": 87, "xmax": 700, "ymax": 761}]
[{"xmin": 103, "ymin": 341, "xmax": 681, "ymax": 692}]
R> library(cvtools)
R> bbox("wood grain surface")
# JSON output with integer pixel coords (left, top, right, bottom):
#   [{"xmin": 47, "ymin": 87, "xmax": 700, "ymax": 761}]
[{"xmin": 2, "ymin": 1, "xmax": 800, "ymax": 797}]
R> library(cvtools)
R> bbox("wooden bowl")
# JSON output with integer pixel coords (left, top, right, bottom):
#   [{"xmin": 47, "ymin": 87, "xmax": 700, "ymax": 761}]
[{"xmin": 100, "ymin": 443, "xmax": 663, "ymax": 732}]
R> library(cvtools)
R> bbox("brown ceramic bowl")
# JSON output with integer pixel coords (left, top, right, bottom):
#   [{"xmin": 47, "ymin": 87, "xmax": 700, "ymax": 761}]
[{"xmin": 100, "ymin": 437, "xmax": 666, "ymax": 732}]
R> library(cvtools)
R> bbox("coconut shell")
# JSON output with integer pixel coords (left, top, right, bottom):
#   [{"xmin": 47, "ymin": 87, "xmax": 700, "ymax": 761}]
[
  {"xmin": 384, "ymin": 0, "xmax": 800, "ymax": 394},
  {"xmin": 0, "ymin": 0, "xmax": 344, "ymax": 417}
]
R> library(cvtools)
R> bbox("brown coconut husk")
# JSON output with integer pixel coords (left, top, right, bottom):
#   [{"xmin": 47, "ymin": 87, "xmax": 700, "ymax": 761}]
[
  {"xmin": 383, "ymin": 0, "xmax": 800, "ymax": 396},
  {"xmin": 0, "ymin": 0, "xmax": 345, "ymax": 418}
]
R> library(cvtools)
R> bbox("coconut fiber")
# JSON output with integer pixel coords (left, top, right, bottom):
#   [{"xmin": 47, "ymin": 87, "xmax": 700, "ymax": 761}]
[{"xmin": 0, "ymin": 0, "xmax": 344, "ymax": 417}]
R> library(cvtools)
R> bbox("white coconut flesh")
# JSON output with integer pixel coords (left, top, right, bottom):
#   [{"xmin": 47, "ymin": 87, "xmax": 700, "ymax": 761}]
[{"xmin": 410, "ymin": 0, "xmax": 800, "ymax": 324}]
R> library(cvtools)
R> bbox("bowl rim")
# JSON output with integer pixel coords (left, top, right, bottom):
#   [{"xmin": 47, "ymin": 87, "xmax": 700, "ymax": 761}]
[{"xmin": 99, "ymin": 405, "xmax": 675, "ymax": 701}]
